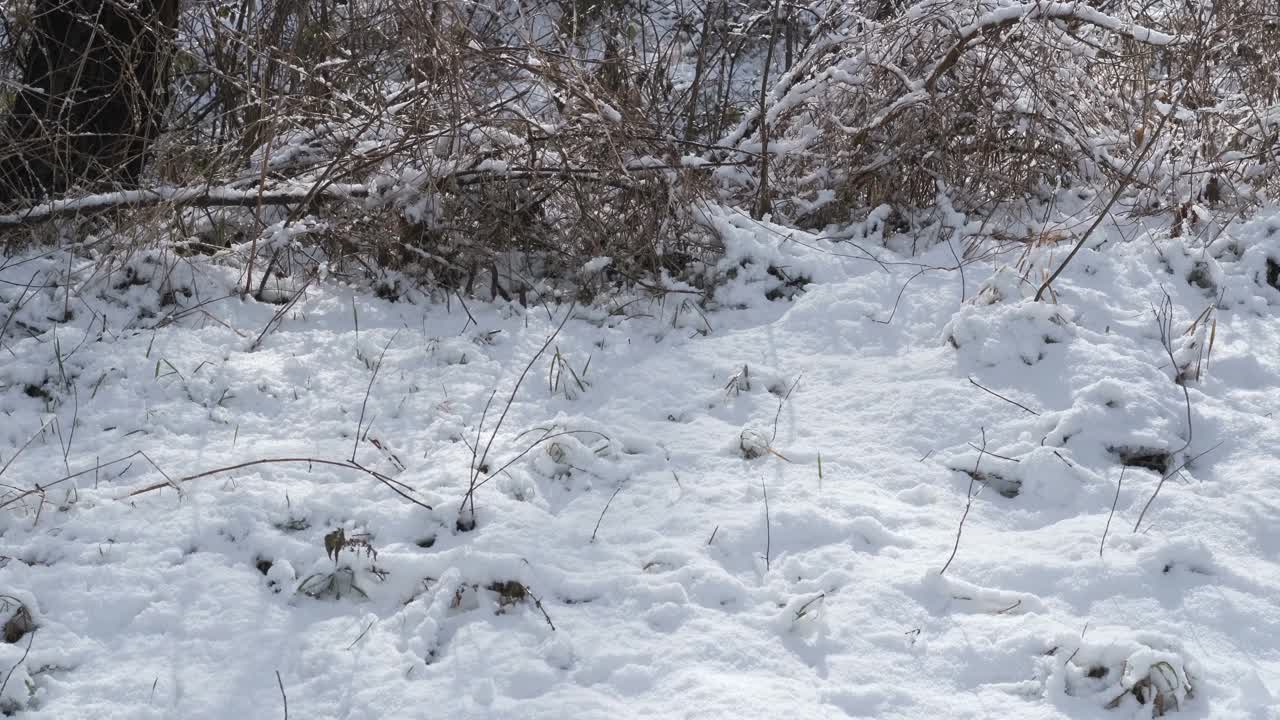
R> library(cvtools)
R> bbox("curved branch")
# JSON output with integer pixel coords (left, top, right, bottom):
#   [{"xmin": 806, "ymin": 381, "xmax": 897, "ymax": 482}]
[{"xmin": 734, "ymin": 1, "xmax": 1179, "ymax": 150}]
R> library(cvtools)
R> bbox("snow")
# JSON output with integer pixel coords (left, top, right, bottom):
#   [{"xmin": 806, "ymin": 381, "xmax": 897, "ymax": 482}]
[
  {"xmin": 959, "ymin": 3, "xmax": 1181, "ymax": 47},
  {"xmin": 580, "ymin": 257, "xmax": 612, "ymax": 275},
  {"xmin": 0, "ymin": 183, "xmax": 369, "ymax": 226},
  {"xmin": 2, "ymin": 200, "xmax": 1280, "ymax": 718}
]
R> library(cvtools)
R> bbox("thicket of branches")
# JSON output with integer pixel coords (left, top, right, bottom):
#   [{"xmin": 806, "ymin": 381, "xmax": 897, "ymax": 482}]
[{"xmin": 0, "ymin": 0, "xmax": 1276, "ymax": 298}]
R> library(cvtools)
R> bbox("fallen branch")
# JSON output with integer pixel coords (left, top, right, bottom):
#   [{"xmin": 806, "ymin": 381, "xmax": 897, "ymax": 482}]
[
  {"xmin": 0, "ymin": 183, "xmax": 370, "ymax": 227},
  {"xmin": 123, "ymin": 456, "xmax": 433, "ymax": 510},
  {"xmin": 0, "ymin": 161, "xmax": 726, "ymax": 227}
]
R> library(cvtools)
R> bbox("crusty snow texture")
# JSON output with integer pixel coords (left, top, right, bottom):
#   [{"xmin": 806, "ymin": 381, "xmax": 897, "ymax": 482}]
[{"xmin": 0, "ymin": 202, "xmax": 1278, "ymax": 719}]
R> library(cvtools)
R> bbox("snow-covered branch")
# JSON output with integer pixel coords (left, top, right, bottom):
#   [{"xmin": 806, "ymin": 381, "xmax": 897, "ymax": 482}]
[{"xmin": 0, "ymin": 184, "xmax": 371, "ymax": 227}]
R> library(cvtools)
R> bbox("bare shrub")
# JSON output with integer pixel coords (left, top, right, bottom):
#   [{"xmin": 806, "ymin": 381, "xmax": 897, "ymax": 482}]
[{"xmin": 0, "ymin": 0, "xmax": 1276, "ymax": 295}]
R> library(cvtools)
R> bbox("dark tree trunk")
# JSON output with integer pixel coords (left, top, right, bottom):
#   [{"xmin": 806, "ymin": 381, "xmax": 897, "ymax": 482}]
[{"xmin": 0, "ymin": 0, "xmax": 179, "ymax": 204}]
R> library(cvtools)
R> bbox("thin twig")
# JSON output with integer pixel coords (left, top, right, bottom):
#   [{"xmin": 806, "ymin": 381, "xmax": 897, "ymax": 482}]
[
  {"xmin": 250, "ymin": 272, "xmax": 317, "ymax": 352},
  {"xmin": 123, "ymin": 457, "xmax": 433, "ymax": 510},
  {"xmin": 275, "ymin": 670, "xmax": 288, "ymax": 720},
  {"xmin": 353, "ymin": 331, "xmax": 399, "ymax": 462},
  {"xmin": 941, "ymin": 427, "xmax": 985, "ymax": 575},
  {"xmin": 968, "ymin": 377, "xmax": 1040, "ymax": 416},
  {"xmin": 762, "ymin": 477, "xmax": 771, "ymax": 572},
  {"xmin": 1100, "ymin": 466, "xmax": 1125, "ymax": 558},
  {"xmin": 1133, "ymin": 442, "xmax": 1223, "ymax": 533},
  {"xmin": 0, "ymin": 417, "xmax": 56, "ymax": 479},
  {"xmin": 1035, "ymin": 85, "xmax": 1187, "ymax": 301},
  {"xmin": 871, "ymin": 268, "xmax": 928, "ymax": 325},
  {"xmin": 995, "ymin": 599, "xmax": 1022, "ymax": 614},
  {"xmin": 525, "ymin": 586, "xmax": 557, "ymax": 631},
  {"xmin": 346, "ymin": 620, "xmax": 376, "ymax": 650},
  {"xmin": 453, "ymin": 290, "xmax": 477, "ymax": 333},
  {"xmin": 1128, "ymin": 296, "xmax": 1206, "ymax": 534},
  {"xmin": 794, "ymin": 593, "xmax": 825, "ymax": 620},
  {"xmin": 0, "ymin": 628, "xmax": 34, "ymax": 702},
  {"xmin": 967, "ymin": 444, "xmax": 1019, "ymax": 462},
  {"xmin": 590, "ymin": 484, "xmax": 624, "ymax": 543},
  {"xmin": 461, "ymin": 302, "xmax": 577, "ymax": 526},
  {"xmin": 770, "ymin": 373, "xmax": 803, "ymax": 445},
  {"xmin": 1153, "ymin": 296, "xmax": 1195, "ymax": 457}
]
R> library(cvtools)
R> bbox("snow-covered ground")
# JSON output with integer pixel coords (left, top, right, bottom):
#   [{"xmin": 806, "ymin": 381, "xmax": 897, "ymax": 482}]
[{"xmin": 1, "ymin": 202, "xmax": 1279, "ymax": 719}]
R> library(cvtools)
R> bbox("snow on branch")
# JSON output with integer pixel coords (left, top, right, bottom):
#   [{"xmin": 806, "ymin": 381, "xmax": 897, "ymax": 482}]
[
  {"xmin": 0, "ymin": 158, "xmax": 730, "ymax": 227},
  {"xmin": 926, "ymin": 2, "xmax": 1181, "ymax": 93},
  {"xmin": 0, "ymin": 183, "xmax": 370, "ymax": 227},
  {"xmin": 726, "ymin": 1, "xmax": 1180, "ymax": 150},
  {"xmin": 960, "ymin": 2, "xmax": 1180, "ymax": 46}
]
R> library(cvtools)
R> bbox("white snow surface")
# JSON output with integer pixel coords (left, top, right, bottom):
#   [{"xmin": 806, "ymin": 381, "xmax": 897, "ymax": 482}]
[{"xmin": 1, "ymin": 205, "xmax": 1280, "ymax": 719}]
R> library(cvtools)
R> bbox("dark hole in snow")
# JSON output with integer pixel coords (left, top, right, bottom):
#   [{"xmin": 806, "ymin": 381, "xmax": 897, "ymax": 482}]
[
  {"xmin": 765, "ymin": 265, "xmax": 810, "ymax": 301},
  {"xmin": 1267, "ymin": 257, "xmax": 1280, "ymax": 291},
  {"xmin": 1106, "ymin": 665, "xmax": 1192, "ymax": 717},
  {"xmin": 255, "ymin": 558, "xmax": 273, "ymax": 575},
  {"xmin": 274, "ymin": 518, "xmax": 310, "ymax": 532},
  {"xmin": 957, "ymin": 468, "xmax": 1021, "ymax": 498},
  {"xmin": 252, "ymin": 284, "xmax": 292, "ymax": 305},
  {"xmin": 374, "ymin": 281, "xmax": 402, "ymax": 302},
  {"xmin": 415, "ymin": 536, "xmax": 436, "ymax": 548},
  {"xmin": 487, "ymin": 580, "xmax": 528, "ymax": 607},
  {"xmin": 1187, "ymin": 261, "xmax": 1215, "ymax": 291},
  {"xmin": 1086, "ymin": 665, "xmax": 1109, "ymax": 679},
  {"xmin": 2, "ymin": 606, "xmax": 34, "ymax": 644},
  {"xmin": 159, "ymin": 288, "xmax": 191, "ymax": 307},
  {"xmin": 1163, "ymin": 561, "xmax": 1212, "ymax": 576},
  {"xmin": 22, "ymin": 384, "xmax": 50, "ymax": 401},
  {"xmin": 1111, "ymin": 446, "xmax": 1171, "ymax": 475}
]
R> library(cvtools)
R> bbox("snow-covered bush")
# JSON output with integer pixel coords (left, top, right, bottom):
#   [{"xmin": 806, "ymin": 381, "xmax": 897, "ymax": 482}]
[
  {"xmin": 1042, "ymin": 629, "xmax": 1199, "ymax": 717},
  {"xmin": 0, "ymin": 0, "xmax": 1275, "ymax": 301}
]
